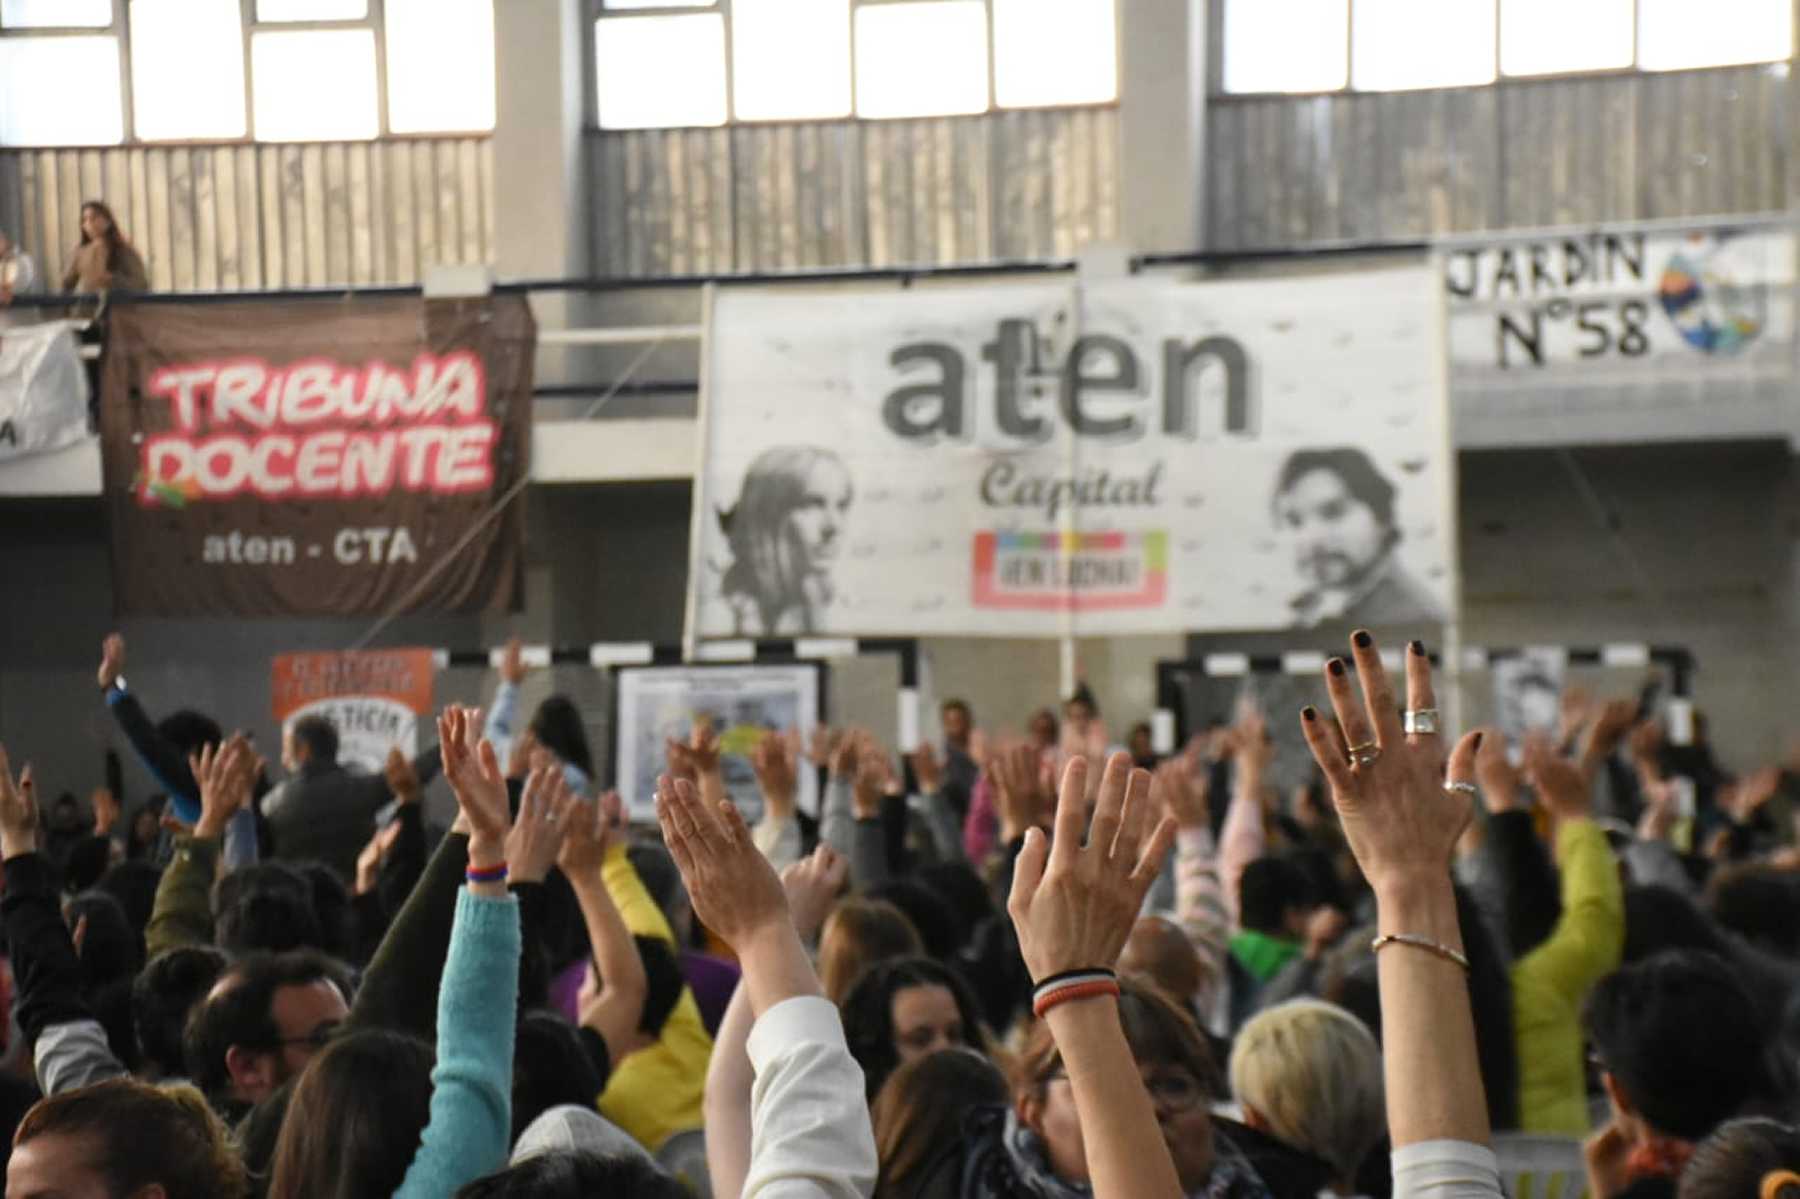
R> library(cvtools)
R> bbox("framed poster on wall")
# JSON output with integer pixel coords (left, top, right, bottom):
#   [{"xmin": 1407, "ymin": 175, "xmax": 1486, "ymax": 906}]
[{"xmin": 611, "ymin": 662, "xmax": 826, "ymax": 824}]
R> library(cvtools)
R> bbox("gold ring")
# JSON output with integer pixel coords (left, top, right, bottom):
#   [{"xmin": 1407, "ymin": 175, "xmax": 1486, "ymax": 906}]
[{"xmin": 1347, "ymin": 741, "xmax": 1380, "ymax": 768}]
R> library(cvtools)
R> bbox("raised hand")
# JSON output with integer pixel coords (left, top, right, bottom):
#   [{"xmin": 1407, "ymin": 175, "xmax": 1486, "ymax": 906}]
[
  {"xmin": 780, "ymin": 844, "xmax": 849, "ymax": 942},
  {"xmin": 1007, "ymin": 753, "xmax": 1177, "ymax": 982},
  {"xmin": 189, "ymin": 734, "xmax": 254, "ymax": 840},
  {"xmin": 96, "ymin": 633, "xmax": 125, "ymax": 689},
  {"xmin": 499, "ymin": 636, "xmax": 527, "ymax": 686},
  {"xmin": 0, "ymin": 745, "xmax": 39, "ymax": 859},
  {"xmin": 384, "ymin": 746, "xmax": 422, "ymax": 805},
  {"xmin": 827, "ymin": 728, "xmax": 859, "ymax": 779},
  {"xmin": 750, "ymin": 731, "xmax": 797, "ymax": 821},
  {"xmin": 988, "ymin": 739, "xmax": 1053, "ymax": 843},
  {"xmin": 355, "ymin": 819, "xmax": 404, "ymax": 897},
  {"xmin": 1152, "ymin": 754, "xmax": 1209, "ymax": 830},
  {"xmin": 850, "ymin": 733, "xmax": 888, "ymax": 820},
  {"xmin": 558, "ymin": 789, "xmax": 618, "ymax": 880},
  {"xmin": 655, "ymin": 773, "xmax": 789, "ymax": 954},
  {"xmin": 1579, "ymin": 698, "xmax": 1639, "ymax": 780},
  {"xmin": 909, "ymin": 742, "xmax": 943, "ymax": 796},
  {"xmin": 1523, "ymin": 736, "xmax": 1593, "ymax": 826},
  {"xmin": 508, "ymin": 766, "xmax": 578, "ymax": 884},
  {"xmin": 807, "ymin": 726, "xmax": 841, "ymax": 772},
  {"xmin": 438, "ymin": 705, "xmax": 510, "ymax": 859},
  {"xmin": 1473, "ymin": 726, "xmax": 1523, "ymax": 813},
  {"xmin": 91, "ymin": 786, "xmax": 120, "ymax": 837},
  {"xmin": 1298, "ymin": 634, "xmax": 1483, "ymax": 894}
]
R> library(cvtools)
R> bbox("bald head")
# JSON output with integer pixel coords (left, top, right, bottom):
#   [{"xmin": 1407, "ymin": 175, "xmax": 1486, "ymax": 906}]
[{"xmin": 1119, "ymin": 916, "xmax": 1209, "ymax": 1007}]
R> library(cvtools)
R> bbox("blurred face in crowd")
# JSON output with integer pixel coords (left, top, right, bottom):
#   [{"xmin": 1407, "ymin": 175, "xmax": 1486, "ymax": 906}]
[
  {"xmin": 890, "ymin": 984, "xmax": 964, "ymax": 1063},
  {"xmin": 79, "ymin": 204, "xmax": 110, "ymax": 241},
  {"xmin": 1064, "ymin": 699, "xmax": 1094, "ymax": 734},
  {"xmin": 1128, "ymin": 726, "xmax": 1153, "ymax": 760},
  {"xmin": 1028, "ymin": 711, "xmax": 1057, "ymax": 749},
  {"xmin": 1027, "ymin": 1054, "xmax": 1215, "ymax": 1191},
  {"xmin": 785, "ymin": 458, "xmax": 852, "ymax": 576},
  {"xmin": 942, "ymin": 705, "xmax": 971, "ymax": 745},
  {"xmin": 1274, "ymin": 467, "xmax": 1388, "ymax": 588},
  {"xmin": 6, "ymin": 1132, "xmax": 114, "ymax": 1199}
]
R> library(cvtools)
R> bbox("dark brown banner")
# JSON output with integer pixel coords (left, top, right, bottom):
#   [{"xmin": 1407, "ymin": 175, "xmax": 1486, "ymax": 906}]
[{"xmin": 100, "ymin": 295, "xmax": 533, "ymax": 617}]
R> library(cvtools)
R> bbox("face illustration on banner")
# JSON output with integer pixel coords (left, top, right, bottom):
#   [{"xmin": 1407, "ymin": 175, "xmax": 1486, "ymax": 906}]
[
  {"xmin": 1271, "ymin": 447, "xmax": 1442, "ymax": 628},
  {"xmin": 717, "ymin": 444, "xmax": 854, "ymax": 635}
]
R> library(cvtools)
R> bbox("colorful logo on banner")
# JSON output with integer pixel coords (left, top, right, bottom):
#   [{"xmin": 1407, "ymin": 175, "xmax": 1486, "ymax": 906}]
[
  {"xmin": 1658, "ymin": 233, "xmax": 1767, "ymax": 356},
  {"xmin": 99, "ymin": 296, "xmax": 534, "ymax": 617},
  {"xmin": 271, "ymin": 648, "xmax": 436, "ymax": 775},
  {"xmin": 972, "ymin": 530, "xmax": 1167, "ymax": 610}
]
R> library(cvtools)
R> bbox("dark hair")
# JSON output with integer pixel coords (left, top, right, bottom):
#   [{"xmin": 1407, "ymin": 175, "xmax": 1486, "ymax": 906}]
[
  {"xmin": 155, "ymin": 709, "xmax": 222, "ymax": 758},
  {"xmin": 1623, "ymin": 885, "xmax": 1731, "ymax": 965},
  {"xmin": 636, "ymin": 935, "xmax": 687, "ymax": 1038},
  {"xmin": 290, "ymin": 715, "xmax": 340, "ymax": 765},
  {"xmin": 873, "ymin": 1048, "xmax": 1010, "ymax": 1197},
  {"xmin": 1065, "ymin": 683, "xmax": 1099, "ymax": 716},
  {"xmin": 914, "ymin": 862, "xmax": 995, "ymax": 939},
  {"xmin": 626, "ymin": 844, "xmax": 691, "ymax": 947},
  {"xmin": 1707, "ymin": 868, "xmax": 1800, "ymax": 959},
  {"xmin": 212, "ymin": 861, "xmax": 323, "ymax": 956},
  {"xmin": 841, "ymin": 957, "xmax": 989, "ymax": 1099},
  {"xmin": 65, "ymin": 890, "xmax": 142, "ymax": 992},
  {"xmin": 267, "ymin": 1029, "xmax": 435, "ymax": 1199},
  {"xmin": 940, "ymin": 699, "xmax": 972, "ymax": 722},
  {"xmin": 183, "ymin": 949, "xmax": 349, "ymax": 1104},
  {"xmin": 295, "ymin": 861, "xmax": 356, "ymax": 962},
  {"xmin": 62, "ymin": 835, "xmax": 114, "ymax": 895},
  {"xmin": 1238, "ymin": 855, "xmax": 1315, "ymax": 935},
  {"xmin": 1586, "ymin": 950, "xmax": 1769, "ymax": 1142},
  {"xmin": 456, "ymin": 1149, "xmax": 688, "ymax": 1199},
  {"xmin": 134, "ymin": 945, "xmax": 229, "ymax": 1080},
  {"xmin": 77, "ymin": 199, "xmax": 135, "ymax": 271},
  {"xmin": 1272, "ymin": 448, "xmax": 1399, "ymax": 531},
  {"xmin": 1680, "ymin": 1118, "xmax": 1800, "ymax": 1199},
  {"xmin": 1015, "ymin": 977, "xmax": 1221, "ymax": 1099},
  {"xmin": 13, "ymin": 1076, "xmax": 247, "ymax": 1199},
  {"xmin": 97, "ymin": 859, "xmax": 163, "ymax": 943},
  {"xmin": 1027, "ymin": 708, "xmax": 1060, "ymax": 744},
  {"xmin": 126, "ymin": 799, "xmax": 167, "ymax": 859},
  {"xmin": 512, "ymin": 1011, "xmax": 608, "ymax": 1145},
  {"xmin": 868, "ymin": 879, "xmax": 960, "ymax": 962},
  {"xmin": 530, "ymin": 696, "xmax": 594, "ymax": 781},
  {"xmin": 820, "ymin": 898, "xmax": 925, "ymax": 1006}
]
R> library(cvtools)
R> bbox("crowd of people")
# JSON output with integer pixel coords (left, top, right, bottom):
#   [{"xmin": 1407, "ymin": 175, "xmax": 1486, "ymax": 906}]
[{"xmin": 0, "ymin": 628, "xmax": 1793, "ymax": 1199}]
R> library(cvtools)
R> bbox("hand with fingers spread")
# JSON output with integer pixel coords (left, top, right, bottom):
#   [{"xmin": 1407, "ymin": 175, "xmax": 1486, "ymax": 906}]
[
  {"xmin": 558, "ymin": 789, "xmax": 623, "ymax": 880},
  {"xmin": 438, "ymin": 705, "xmax": 511, "ymax": 872},
  {"xmin": 1153, "ymin": 754, "xmax": 1210, "ymax": 830},
  {"xmin": 190, "ymin": 734, "xmax": 254, "ymax": 840},
  {"xmin": 508, "ymin": 766, "xmax": 577, "ymax": 884},
  {"xmin": 781, "ymin": 844, "xmax": 849, "ymax": 942},
  {"xmin": 1473, "ymin": 726, "xmax": 1524, "ymax": 813},
  {"xmin": 751, "ymin": 731, "xmax": 798, "ymax": 822},
  {"xmin": 1523, "ymin": 737, "xmax": 1593, "ymax": 827},
  {"xmin": 0, "ymin": 745, "xmax": 39, "ymax": 859},
  {"xmin": 1007, "ymin": 752, "xmax": 1177, "ymax": 982},
  {"xmin": 1296, "ymin": 631, "xmax": 1493, "ymax": 1155},
  {"xmin": 990, "ymin": 740, "xmax": 1053, "ymax": 844}
]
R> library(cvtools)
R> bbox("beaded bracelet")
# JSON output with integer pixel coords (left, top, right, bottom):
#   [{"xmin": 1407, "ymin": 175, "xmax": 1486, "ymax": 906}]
[
  {"xmin": 1031, "ymin": 968, "xmax": 1121, "ymax": 1019},
  {"xmin": 1369, "ymin": 932, "xmax": 1469, "ymax": 971},
  {"xmin": 465, "ymin": 862, "xmax": 509, "ymax": 885}
]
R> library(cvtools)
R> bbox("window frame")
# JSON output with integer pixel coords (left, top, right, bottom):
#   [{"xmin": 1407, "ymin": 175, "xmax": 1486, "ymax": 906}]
[
  {"xmin": 1211, "ymin": 0, "xmax": 1795, "ymax": 100},
  {"xmin": 0, "ymin": 0, "xmax": 495, "ymax": 148},
  {"xmin": 585, "ymin": 0, "xmax": 1121, "ymax": 132}
]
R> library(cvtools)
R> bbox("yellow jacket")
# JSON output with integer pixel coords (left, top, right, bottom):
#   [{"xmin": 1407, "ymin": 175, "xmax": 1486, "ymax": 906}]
[
  {"xmin": 1511, "ymin": 819, "xmax": 1624, "ymax": 1134},
  {"xmin": 595, "ymin": 844, "xmax": 714, "ymax": 1151}
]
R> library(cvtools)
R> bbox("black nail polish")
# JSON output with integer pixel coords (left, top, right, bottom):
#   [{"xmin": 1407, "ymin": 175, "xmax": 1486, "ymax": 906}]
[
  {"xmin": 1327, "ymin": 658, "xmax": 1345, "ymax": 677},
  {"xmin": 1353, "ymin": 630, "xmax": 1372, "ymax": 649},
  {"xmin": 1302, "ymin": 706, "xmax": 1317, "ymax": 722},
  {"xmin": 1472, "ymin": 732, "xmax": 1484, "ymax": 751},
  {"xmin": 1409, "ymin": 639, "xmax": 1425, "ymax": 657}
]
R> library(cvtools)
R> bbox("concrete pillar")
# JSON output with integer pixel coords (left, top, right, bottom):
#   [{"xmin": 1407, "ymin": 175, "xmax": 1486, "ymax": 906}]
[
  {"xmin": 1116, "ymin": 0, "xmax": 1208, "ymax": 254},
  {"xmin": 492, "ymin": 0, "xmax": 587, "ymax": 284}
]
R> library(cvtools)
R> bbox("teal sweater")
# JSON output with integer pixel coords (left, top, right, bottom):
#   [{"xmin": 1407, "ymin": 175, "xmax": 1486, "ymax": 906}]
[{"xmin": 394, "ymin": 889, "xmax": 521, "ymax": 1199}]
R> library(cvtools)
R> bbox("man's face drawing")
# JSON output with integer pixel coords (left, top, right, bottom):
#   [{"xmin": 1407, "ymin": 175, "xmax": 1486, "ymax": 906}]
[{"xmin": 1274, "ymin": 467, "xmax": 1388, "ymax": 588}]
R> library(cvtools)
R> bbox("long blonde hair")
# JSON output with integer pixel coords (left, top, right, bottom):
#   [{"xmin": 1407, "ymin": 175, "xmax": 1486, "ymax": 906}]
[{"xmin": 1228, "ymin": 998, "xmax": 1385, "ymax": 1184}]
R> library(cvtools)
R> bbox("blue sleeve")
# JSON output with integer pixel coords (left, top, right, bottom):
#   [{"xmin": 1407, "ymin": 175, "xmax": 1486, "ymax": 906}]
[
  {"xmin": 483, "ymin": 682, "xmax": 521, "ymax": 766},
  {"xmin": 222, "ymin": 807, "xmax": 259, "ymax": 870},
  {"xmin": 105, "ymin": 687, "xmax": 202, "ymax": 824},
  {"xmin": 393, "ymin": 888, "xmax": 521, "ymax": 1199}
]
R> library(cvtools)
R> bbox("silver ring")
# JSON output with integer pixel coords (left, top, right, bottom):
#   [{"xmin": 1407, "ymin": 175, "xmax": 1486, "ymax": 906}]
[
  {"xmin": 1348, "ymin": 742, "xmax": 1380, "ymax": 769},
  {"xmin": 1443, "ymin": 781, "xmax": 1478, "ymax": 797},
  {"xmin": 1403, "ymin": 708, "xmax": 1441, "ymax": 736}
]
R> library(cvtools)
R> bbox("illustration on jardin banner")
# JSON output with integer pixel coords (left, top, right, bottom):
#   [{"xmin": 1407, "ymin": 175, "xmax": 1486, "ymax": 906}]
[
  {"xmin": 690, "ymin": 266, "xmax": 1455, "ymax": 640},
  {"xmin": 99, "ymin": 296, "xmax": 534, "ymax": 618}
]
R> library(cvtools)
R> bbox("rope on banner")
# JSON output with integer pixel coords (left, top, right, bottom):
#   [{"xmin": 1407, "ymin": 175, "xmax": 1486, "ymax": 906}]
[{"xmin": 1151, "ymin": 643, "xmax": 1697, "ymax": 753}]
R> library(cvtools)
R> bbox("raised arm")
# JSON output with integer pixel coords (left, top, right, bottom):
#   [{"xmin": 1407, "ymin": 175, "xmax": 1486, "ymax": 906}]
[
  {"xmin": 144, "ymin": 736, "xmax": 254, "ymax": 959},
  {"xmin": 657, "ymin": 775, "xmax": 876, "ymax": 1199},
  {"xmin": 97, "ymin": 634, "xmax": 199, "ymax": 809},
  {"xmin": 558, "ymin": 789, "xmax": 649, "ymax": 1069},
  {"xmin": 1218, "ymin": 712, "xmax": 1271, "ymax": 929},
  {"xmin": 751, "ymin": 731, "xmax": 804, "ymax": 871},
  {"xmin": 1517, "ymin": 745, "xmax": 1624, "ymax": 1005},
  {"xmin": 483, "ymin": 637, "xmax": 528, "ymax": 766},
  {"xmin": 909, "ymin": 743, "xmax": 967, "ymax": 865},
  {"xmin": 1298, "ymin": 634, "xmax": 1501, "ymax": 1199}
]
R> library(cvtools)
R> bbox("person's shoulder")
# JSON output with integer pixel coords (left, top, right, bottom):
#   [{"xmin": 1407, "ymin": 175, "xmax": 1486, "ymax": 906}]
[
  {"xmin": 1349, "ymin": 565, "xmax": 1443, "ymax": 627},
  {"xmin": 1214, "ymin": 1117, "xmax": 1337, "ymax": 1199}
]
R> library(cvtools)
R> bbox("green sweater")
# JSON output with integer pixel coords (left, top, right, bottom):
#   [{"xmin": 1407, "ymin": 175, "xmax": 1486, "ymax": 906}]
[{"xmin": 1229, "ymin": 928, "xmax": 1302, "ymax": 983}]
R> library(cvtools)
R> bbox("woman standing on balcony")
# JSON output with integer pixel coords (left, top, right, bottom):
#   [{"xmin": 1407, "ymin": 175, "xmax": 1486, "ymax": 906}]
[{"xmin": 62, "ymin": 200, "xmax": 148, "ymax": 294}]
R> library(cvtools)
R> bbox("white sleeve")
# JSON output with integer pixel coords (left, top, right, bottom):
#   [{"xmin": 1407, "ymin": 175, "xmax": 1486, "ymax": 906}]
[
  {"xmin": 743, "ymin": 996, "xmax": 878, "ymax": 1199},
  {"xmin": 1391, "ymin": 1141, "xmax": 1505, "ymax": 1199}
]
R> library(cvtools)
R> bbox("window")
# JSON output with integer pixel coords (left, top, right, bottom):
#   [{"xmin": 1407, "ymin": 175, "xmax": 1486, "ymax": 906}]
[
  {"xmin": 256, "ymin": 0, "xmax": 369, "ymax": 19},
  {"xmin": 993, "ymin": 0, "xmax": 1117, "ymax": 108},
  {"xmin": 592, "ymin": 0, "xmax": 1118, "ymax": 128},
  {"xmin": 386, "ymin": 0, "xmax": 496, "ymax": 133},
  {"xmin": 253, "ymin": 29, "xmax": 380, "ymax": 141},
  {"xmin": 1222, "ymin": 0, "xmax": 1348, "ymax": 94},
  {"xmin": 0, "ymin": 0, "xmax": 110, "ymax": 27},
  {"xmin": 596, "ymin": 14, "xmax": 727, "ymax": 129},
  {"xmin": 855, "ymin": 1, "xmax": 989, "ymax": 118},
  {"xmin": 0, "ymin": 37, "xmax": 122, "ymax": 144},
  {"xmin": 733, "ymin": 0, "xmax": 852, "ymax": 121},
  {"xmin": 1352, "ymin": 0, "xmax": 1496, "ymax": 91},
  {"xmin": 1225, "ymin": 0, "xmax": 1791, "ymax": 93},
  {"xmin": 130, "ymin": 0, "xmax": 247, "ymax": 141}
]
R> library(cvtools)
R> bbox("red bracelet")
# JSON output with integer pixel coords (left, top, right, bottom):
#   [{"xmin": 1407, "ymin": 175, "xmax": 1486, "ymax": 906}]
[
  {"xmin": 1032, "ymin": 977, "xmax": 1120, "ymax": 1018},
  {"xmin": 465, "ymin": 862, "xmax": 509, "ymax": 884}
]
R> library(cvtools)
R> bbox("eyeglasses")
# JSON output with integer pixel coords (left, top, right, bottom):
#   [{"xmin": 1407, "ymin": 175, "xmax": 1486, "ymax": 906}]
[
  {"xmin": 272, "ymin": 1021, "xmax": 341, "ymax": 1052},
  {"xmin": 1045, "ymin": 1069, "xmax": 1206, "ymax": 1114}
]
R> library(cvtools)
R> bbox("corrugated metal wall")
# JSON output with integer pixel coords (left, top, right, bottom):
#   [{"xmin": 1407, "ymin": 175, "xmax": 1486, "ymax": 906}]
[
  {"xmin": 588, "ymin": 107, "xmax": 1121, "ymax": 276},
  {"xmin": 0, "ymin": 137, "xmax": 494, "ymax": 292},
  {"xmin": 1205, "ymin": 64, "xmax": 1790, "ymax": 250}
]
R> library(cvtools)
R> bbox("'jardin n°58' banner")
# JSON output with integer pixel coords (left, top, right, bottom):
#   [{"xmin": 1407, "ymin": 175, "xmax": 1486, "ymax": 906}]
[
  {"xmin": 689, "ymin": 265, "xmax": 1456, "ymax": 639},
  {"xmin": 100, "ymin": 295, "xmax": 534, "ymax": 617}
]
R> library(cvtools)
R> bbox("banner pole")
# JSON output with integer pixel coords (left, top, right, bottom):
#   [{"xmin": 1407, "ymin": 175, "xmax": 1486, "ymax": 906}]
[
  {"xmin": 1430, "ymin": 248, "xmax": 1466, "ymax": 736},
  {"xmin": 680, "ymin": 282, "xmax": 719, "ymax": 664},
  {"xmin": 1059, "ymin": 272, "xmax": 1083, "ymax": 699}
]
